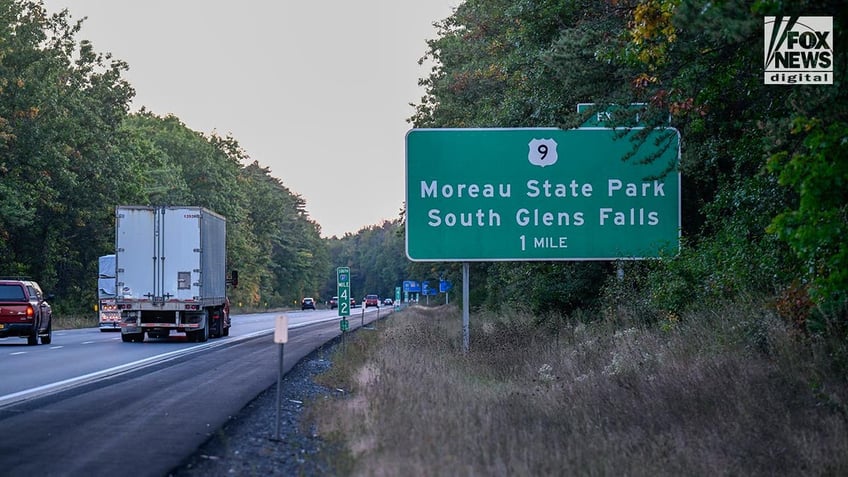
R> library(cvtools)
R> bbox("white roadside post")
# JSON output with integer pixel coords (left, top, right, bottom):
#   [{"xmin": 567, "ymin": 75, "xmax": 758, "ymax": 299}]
[{"xmin": 272, "ymin": 315, "xmax": 289, "ymax": 441}]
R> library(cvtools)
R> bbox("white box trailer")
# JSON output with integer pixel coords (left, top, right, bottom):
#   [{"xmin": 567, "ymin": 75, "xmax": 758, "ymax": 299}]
[{"xmin": 115, "ymin": 206, "xmax": 235, "ymax": 342}]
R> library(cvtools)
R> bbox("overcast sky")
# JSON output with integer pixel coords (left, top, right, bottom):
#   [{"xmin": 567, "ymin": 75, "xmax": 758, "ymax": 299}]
[{"xmin": 41, "ymin": 0, "xmax": 458, "ymax": 238}]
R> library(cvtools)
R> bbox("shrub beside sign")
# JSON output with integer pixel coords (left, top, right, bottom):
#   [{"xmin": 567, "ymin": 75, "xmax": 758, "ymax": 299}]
[{"xmin": 405, "ymin": 128, "xmax": 680, "ymax": 261}]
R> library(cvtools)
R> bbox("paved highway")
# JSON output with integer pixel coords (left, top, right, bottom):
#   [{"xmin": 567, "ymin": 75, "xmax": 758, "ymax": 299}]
[{"xmin": 0, "ymin": 306, "xmax": 388, "ymax": 477}]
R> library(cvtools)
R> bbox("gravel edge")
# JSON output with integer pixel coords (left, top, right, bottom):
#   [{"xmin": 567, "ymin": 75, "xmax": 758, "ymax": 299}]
[{"xmin": 169, "ymin": 338, "xmax": 343, "ymax": 477}]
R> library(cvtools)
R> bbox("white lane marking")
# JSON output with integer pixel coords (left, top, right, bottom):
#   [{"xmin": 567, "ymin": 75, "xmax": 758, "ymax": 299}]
[
  {"xmin": 10, "ymin": 352, "xmax": 27, "ymax": 356},
  {"xmin": 0, "ymin": 316, "xmax": 351, "ymax": 408},
  {"xmin": 0, "ymin": 327, "xmax": 281, "ymax": 408}
]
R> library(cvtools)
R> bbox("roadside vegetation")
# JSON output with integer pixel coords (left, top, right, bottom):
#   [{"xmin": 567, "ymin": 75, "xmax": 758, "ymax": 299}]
[
  {"xmin": 316, "ymin": 2, "xmax": 845, "ymax": 472},
  {"xmin": 311, "ymin": 303, "xmax": 847, "ymax": 475},
  {"xmin": 52, "ymin": 314, "xmax": 97, "ymax": 330}
]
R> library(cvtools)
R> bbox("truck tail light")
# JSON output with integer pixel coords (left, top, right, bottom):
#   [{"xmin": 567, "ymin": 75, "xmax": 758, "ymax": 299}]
[{"xmin": 26, "ymin": 305, "xmax": 34, "ymax": 318}]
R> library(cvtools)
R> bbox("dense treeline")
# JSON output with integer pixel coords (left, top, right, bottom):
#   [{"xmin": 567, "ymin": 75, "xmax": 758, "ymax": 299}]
[
  {"xmin": 0, "ymin": 1, "xmax": 349, "ymax": 312},
  {"xmin": 409, "ymin": 0, "xmax": 846, "ymax": 330},
  {"xmin": 321, "ymin": 219, "xmax": 407, "ymax": 304}
]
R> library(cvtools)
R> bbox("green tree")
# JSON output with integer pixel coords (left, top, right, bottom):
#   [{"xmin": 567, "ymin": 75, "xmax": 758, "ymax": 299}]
[
  {"xmin": 0, "ymin": 1, "xmax": 137, "ymax": 311},
  {"xmin": 618, "ymin": 0, "xmax": 847, "ymax": 316},
  {"xmin": 410, "ymin": 0, "xmax": 625, "ymax": 315},
  {"xmin": 768, "ymin": 119, "xmax": 848, "ymax": 306},
  {"xmin": 238, "ymin": 161, "xmax": 329, "ymax": 307},
  {"xmin": 0, "ymin": 1, "xmax": 335, "ymax": 316}
]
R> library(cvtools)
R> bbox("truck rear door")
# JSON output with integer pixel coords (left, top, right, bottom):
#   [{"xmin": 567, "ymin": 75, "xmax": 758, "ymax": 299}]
[
  {"xmin": 116, "ymin": 207, "xmax": 155, "ymax": 302},
  {"xmin": 162, "ymin": 208, "xmax": 202, "ymax": 302}
]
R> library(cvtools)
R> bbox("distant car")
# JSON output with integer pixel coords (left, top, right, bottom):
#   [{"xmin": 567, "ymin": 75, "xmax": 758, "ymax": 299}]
[
  {"xmin": 329, "ymin": 296, "xmax": 338, "ymax": 309},
  {"xmin": 0, "ymin": 279, "xmax": 53, "ymax": 345},
  {"xmin": 383, "ymin": 298, "xmax": 393, "ymax": 306},
  {"xmin": 365, "ymin": 294, "xmax": 380, "ymax": 308},
  {"xmin": 350, "ymin": 297, "xmax": 357, "ymax": 308},
  {"xmin": 301, "ymin": 297, "xmax": 315, "ymax": 310}
]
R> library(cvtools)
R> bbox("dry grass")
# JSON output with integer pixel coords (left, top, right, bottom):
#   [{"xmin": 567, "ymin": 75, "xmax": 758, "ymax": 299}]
[
  {"xmin": 310, "ymin": 304, "xmax": 848, "ymax": 476},
  {"xmin": 52, "ymin": 313, "xmax": 98, "ymax": 330}
]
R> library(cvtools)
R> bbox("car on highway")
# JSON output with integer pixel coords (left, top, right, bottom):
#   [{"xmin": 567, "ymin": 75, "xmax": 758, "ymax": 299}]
[
  {"xmin": 350, "ymin": 297, "xmax": 357, "ymax": 308},
  {"xmin": 301, "ymin": 297, "xmax": 315, "ymax": 310},
  {"xmin": 383, "ymin": 298, "xmax": 393, "ymax": 306},
  {"xmin": 329, "ymin": 296, "xmax": 338, "ymax": 309},
  {"xmin": 364, "ymin": 294, "xmax": 380, "ymax": 308},
  {"xmin": 0, "ymin": 278, "xmax": 53, "ymax": 345}
]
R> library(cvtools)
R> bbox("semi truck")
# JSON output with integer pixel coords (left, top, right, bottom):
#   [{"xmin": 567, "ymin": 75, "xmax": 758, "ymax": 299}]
[
  {"xmin": 115, "ymin": 206, "xmax": 237, "ymax": 343},
  {"xmin": 98, "ymin": 254, "xmax": 120, "ymax": 331}
]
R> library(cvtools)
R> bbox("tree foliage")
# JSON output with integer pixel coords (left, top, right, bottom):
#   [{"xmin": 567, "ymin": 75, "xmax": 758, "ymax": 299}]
[
  {"xmin": 321, "ymin": 220, "xmax": 407, "ymax": 304},
  {"xmin": 410, "ymin": 0, "xmax": 635, "ymax": 315},
  {"xmin": 0, "ymin": 1, "xmax": 333, "ymax": 313},
  {"xmin": 410, "ymin": 0, "xmax": 847, "ymax": 322},
  {"xmin": 768, "ymin": 119, "xmax": 848, "ymax": 305},
  {"xmin": 0, "ymin": 0, "xmax": 137, "ymax": 310}
]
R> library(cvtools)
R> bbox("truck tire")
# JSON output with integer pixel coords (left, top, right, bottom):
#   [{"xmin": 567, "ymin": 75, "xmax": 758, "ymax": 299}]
[
  {"xmin": 210, "ymin": 309, "xmax": 223, "ymax": 338},
  {"xmin": 121, "ymin": 332, "xmax": 144, "ymax": 343},
  {"xmin": 189, "ymin": 325, "xmax": 209, "ymax": 343},
  {"xmin": 27, "ymin": 318, "xmax": 41, "ymax": 345},
  {"xmin": 41, "ymin": 320, "xmax": 52, "ymax": 345}
]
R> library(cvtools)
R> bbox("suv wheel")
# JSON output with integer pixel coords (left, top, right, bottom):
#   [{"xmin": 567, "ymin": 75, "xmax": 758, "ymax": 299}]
[{"xmin": 41, "ymin": 320, "xmax": 52, "ymax": 345}]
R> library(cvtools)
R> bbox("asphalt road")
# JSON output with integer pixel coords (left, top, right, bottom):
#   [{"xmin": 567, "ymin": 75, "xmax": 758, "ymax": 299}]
[{"xmin": 0, "ymin": 306, "xmax": 387, "ymax": 477}]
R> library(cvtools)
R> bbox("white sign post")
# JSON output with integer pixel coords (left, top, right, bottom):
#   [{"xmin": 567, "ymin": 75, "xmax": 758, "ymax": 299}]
[{"xmin": 273, "ymin": 315, "xmax": 288, "ymax": 441}]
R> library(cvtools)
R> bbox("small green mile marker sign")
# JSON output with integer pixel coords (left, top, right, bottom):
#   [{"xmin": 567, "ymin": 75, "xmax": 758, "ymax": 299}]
[{"xmin": 405, "ymin": 128, "xmax": 680, "ymax": 261}]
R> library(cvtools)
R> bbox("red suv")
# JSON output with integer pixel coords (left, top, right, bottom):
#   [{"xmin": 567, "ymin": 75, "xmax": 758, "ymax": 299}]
[
  {"xmin": 0, "ymin": 279, "xmax": 53, "ymax": 345},
  {"xmin": 364, "ymin": 294, "xmax": 380, "ymax": 308}
]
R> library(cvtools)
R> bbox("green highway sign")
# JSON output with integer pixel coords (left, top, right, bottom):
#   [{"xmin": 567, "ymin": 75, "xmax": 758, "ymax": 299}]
[
  {"xmin": 577, "ymin": 103, "xmax": 647, "ymax": 128},
  {"xmin": 405, "ymin": 128, "xmax": 680, "ymax": 261},
  {"xmin": 337, "ymin": 267, "xmax": 350, "ymax": 317},
  {"xmin": 577, "ymin": 103, "xmax": 670, "ymax": 128}
]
